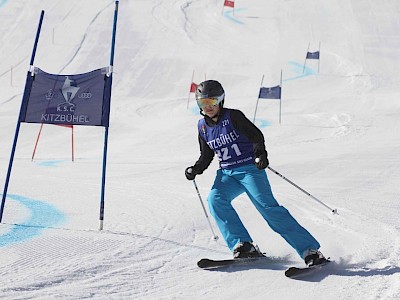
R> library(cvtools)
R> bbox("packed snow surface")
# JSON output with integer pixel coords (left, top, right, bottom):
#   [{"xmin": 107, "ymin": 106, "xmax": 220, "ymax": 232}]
[{"xmin": 0, "ymin": 0, "xmax": 399, "ymax": 299}]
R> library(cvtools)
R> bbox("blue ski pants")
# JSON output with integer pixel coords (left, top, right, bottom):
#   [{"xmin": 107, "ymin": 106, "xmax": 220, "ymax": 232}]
[{"xmin": 207, "ymin": 164, "xmax": 320, "ymax": 258}]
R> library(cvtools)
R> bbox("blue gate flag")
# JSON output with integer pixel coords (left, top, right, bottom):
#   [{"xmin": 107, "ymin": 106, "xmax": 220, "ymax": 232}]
[
  {"xmin": 306, "ymin": 51, "xmax": 320, "ymax": 59},
  {"xmin": 20, "ymin": 67, "xmax": 111, "ymax": 127},
  {"xmin": 259, "ymin": 86, "xmax": 281, "ymax": 99}
]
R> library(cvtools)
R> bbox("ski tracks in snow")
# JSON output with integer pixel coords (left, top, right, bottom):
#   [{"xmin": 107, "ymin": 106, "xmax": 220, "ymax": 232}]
[
  {"xmin": 57, "ymin": 1, "xmax": 114, "ymax": 74},
  {"xmin": 0, "ymin": 230, "xmax": 128, "ymax": 298}
]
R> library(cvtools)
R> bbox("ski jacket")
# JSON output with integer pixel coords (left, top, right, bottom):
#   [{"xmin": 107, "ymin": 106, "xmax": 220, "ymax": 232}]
[{"xmin": 193, "ymin": 108, "xmax": 267, "ymax": 173}]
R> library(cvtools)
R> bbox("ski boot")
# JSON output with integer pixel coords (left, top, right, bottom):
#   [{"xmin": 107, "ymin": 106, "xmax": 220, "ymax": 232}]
[{"xmin": 233, "ymin": 242, "xmax": 264, "ymax": 259}]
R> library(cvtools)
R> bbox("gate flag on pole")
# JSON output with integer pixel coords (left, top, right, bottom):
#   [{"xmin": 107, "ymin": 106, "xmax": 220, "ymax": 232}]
[
  {"xmin": 20, "ymin": 67, "xmax": 111, "ymax": 127},
  {"xmin": 187, "ymin": 69, "xmax": 200, "ymax": 109},
  {"xmin": 258, "ymin": 86, "xmax": 281, "ymax": 100},
  {"xmin": 0, "ymin": 1, "xmax": 119, "ymax": 229},
  {"xmin": 222, "ymin": 0, "xmax": 235, "ymax": 15},
  {"xmin": 253, "ymin": 71, "xmax": 283, "ymax": 124},
  {"xmin": 303, "ymin": 42, "xmax": 321, "ymax": 73},
  {"xmin": 224, "ymin": 0, "xmax": 235, "ymax": 8},
  {"xmin": 190, "ymin": 82, "xmax": 198, "ymax": 93},
  {"xmin": 306, "ymin": 51, "xmax": 320, "ymax": 59}
]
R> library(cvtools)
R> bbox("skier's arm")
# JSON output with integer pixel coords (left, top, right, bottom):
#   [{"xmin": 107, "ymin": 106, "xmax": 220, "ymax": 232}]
[
  {"xmin": 193, "ymin": 134, "xmax": 214, "ymax": 174},
  {"xmin": 230, "ymin": 109, "xmax": 268, "ymax": 159}
]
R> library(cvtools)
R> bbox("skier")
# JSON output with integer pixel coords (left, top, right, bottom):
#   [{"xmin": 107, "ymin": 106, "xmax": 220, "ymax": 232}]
[{"xmin": 185, "ymin": 80, "xmax": 327, "ymax": 267}]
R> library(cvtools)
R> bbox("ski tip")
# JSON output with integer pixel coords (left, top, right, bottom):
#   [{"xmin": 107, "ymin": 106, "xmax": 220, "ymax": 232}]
[
  {"xmin": 285, "ymin": 260, "xmax": 331, "ymax": 278},
  {"xmin": 197, "ymin": 256, "xmax": 274, "ymax": 269},
  {"xmin": 197, "ymin": 258, "xmax": 212, "ymax": 268}
]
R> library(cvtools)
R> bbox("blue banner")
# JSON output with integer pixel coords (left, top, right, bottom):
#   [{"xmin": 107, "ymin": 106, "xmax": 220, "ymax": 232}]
[
  {"xmin": 258, "ymin": 86, "xmax": 281, "ymax": 99},
  {"xmin": 306, "ymin": 51, "xmax": 320, "ymax": 59},
  {"xmin": 21, "ymin": 67, "xmax": 111, "ymax": 126}
]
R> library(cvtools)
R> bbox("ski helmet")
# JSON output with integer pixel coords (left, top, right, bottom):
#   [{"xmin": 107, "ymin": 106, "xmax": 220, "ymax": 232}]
[{"xmin": 195, "ymin": 80, "xmax": 225, "ymax": 109}]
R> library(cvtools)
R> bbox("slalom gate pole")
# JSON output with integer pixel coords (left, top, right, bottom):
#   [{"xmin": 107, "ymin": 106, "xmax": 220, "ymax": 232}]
[
  {"xmin": 279, "ymin": 70, "xmax": 282, "ymax": 124},
  {"xmin": 192, "ymin": 179, "xmax": 219, "ymax": 240},
  {"xmin": 187, "ymin": 70, "xmax": 194, "ymax": 109},
  {"xmin": 31, "ymin": 123, "xmax": 44, "ymax": 161},
  {"xmin": 252, "ymin": 74, "xmax": 264, "ymax": 123},
  {"xmin": 303, "ymin": 42, "xmax": 310, "ymax": 74},
  {"xmin": 71, "ymin": 125, "xmax": 74, "ymax": 162},
  {"xmin": 267, "ymin": 166, "xmax": 338, "ymax": 214},
  {"xmin": 0, "ymin": 10, "xmax": 45, "ymax": 222},
  {"xmin": 99, "ymin": 0, "xmax": 119, "ymax": 231}
]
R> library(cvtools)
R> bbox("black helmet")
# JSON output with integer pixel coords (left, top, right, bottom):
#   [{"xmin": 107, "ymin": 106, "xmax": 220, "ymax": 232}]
[
  {"xmin": 195, "ymin": 80, "xmax": 225, "ymax": 99},
  {"xmin": 195, "ymin": 80, "xmax": 225, "ymax": 110}
]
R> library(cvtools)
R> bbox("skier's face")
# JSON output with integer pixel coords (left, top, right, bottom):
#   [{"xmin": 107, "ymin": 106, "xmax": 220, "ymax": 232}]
[{"xmin": 202, "ymin": 104, "xmax": 220, "ymax": 118}]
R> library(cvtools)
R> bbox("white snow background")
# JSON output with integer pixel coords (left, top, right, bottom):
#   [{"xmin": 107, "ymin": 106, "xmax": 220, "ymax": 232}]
[{"xmin": 0, "ymin": 0, "xmax": 399, "ymax": 299}]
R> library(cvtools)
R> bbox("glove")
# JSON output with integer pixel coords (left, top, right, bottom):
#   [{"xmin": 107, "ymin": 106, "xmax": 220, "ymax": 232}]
[
  {"xmin": 255, "ymin": 152, "xmax": 269, "ymax": 169},
  {"xmin": 185, "ymin": 166, "xmax": 197, "ymax": 180}
]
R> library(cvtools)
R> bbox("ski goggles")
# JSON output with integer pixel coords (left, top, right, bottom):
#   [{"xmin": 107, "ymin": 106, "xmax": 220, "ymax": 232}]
[{"xmin": 196, "ymin": 94, "xmax": 224, "ymax": 109}]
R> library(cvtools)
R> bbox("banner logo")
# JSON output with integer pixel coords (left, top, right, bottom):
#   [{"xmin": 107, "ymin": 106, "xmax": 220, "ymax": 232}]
[{"xmin": 57, "ymin": 76, "xmax": 80, "ymax": 112}]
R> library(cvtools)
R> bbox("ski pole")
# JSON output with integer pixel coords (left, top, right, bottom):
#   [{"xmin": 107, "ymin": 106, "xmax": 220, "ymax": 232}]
[
  {"xmin": 192, "ymin": 179, "xmax": 219, "ymax": 240},
  {"xmin": 267, "ymin": 166, "xmax": 338, "ymax": 214}
]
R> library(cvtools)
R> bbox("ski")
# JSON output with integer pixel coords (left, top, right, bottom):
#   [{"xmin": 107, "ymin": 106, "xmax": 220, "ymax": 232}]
[
  {"xmin": 197, "ymin": 256, "xmax": 275, "ymax": 269},
  {"xmin": 285, "ymin": 260, "xmax": 331, "ymax": 278}
]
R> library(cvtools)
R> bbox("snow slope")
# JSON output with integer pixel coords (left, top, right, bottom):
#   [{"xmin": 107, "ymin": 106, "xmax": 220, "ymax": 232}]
[{"xmin": 0, "ymin": 0, "xmax": 399, "ymax": 299}]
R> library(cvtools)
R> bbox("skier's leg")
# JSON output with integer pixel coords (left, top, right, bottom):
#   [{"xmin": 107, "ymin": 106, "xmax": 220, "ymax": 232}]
[
  {"xmin": 236, "ymin": 164, "xmax": 320, "ymax": 258},
  {"xmin": 208, "ymin": 169, "xmax": 251, "ymax": 251}
]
